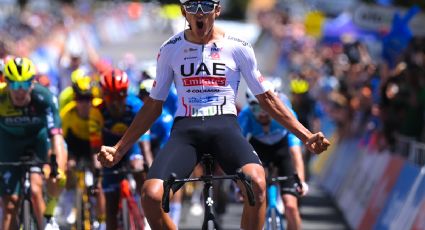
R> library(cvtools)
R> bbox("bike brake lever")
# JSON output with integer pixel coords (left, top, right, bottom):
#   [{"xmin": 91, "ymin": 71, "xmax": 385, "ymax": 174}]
[
  {"xmin": 236, "ymin": 169, "xmax": 256, "ymax": 206},
  {"xmin": 161, "ymin": 173, "xmax": 176, "ymax": 213}
]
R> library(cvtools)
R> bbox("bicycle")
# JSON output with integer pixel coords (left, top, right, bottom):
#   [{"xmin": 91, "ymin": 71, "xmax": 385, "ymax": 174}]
[
  {"xmin": 71, "ymin": 160, "xmax": 100, "ymax": 230},
  {"xmin": 101, "ymin": 166, "xmax": 146, "ymax": 230},
  {"xmin": 264, "ymin": 174, "xmax": 302, "ymax": 230},
  {"xmin": 0, "ymin": 151, "xmax": 58, "ymax": 230},
  {"xmin": 162, "ymin": 154, "xmax": 256, "ymax": 230}
]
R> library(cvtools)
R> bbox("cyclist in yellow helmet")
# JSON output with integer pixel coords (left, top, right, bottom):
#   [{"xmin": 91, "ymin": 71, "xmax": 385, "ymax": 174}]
[
  {"xmin": 60, "ymin": 74, "xmax": 106, "ymax": 227},
  {"xmin": 0, "ymin": 57, "xmax": 67, "ymax": 229},
  {"xmin": 59, "ymin": 68, "xmax": 102, "ymax": 112}
]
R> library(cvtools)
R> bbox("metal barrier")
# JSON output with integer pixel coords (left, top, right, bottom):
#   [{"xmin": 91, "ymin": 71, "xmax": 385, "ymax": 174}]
[{"xmin": 395, "ymin": 133, "xmax": 425, "ymax": 167}]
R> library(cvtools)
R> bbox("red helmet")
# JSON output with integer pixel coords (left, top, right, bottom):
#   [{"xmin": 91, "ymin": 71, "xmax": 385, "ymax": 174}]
[{"xmin": 100, "ymin": 68, "xmax": 129, "ymax": 93}]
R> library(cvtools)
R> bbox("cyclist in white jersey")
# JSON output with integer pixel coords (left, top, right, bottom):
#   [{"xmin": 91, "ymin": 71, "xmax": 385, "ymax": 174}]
[{"xmin": 97, "ymin": 1, "xmax": 330, "ymax": 229}]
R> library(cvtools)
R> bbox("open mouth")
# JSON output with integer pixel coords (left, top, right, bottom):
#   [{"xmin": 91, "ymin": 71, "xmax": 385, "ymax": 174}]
[{"xmin": 196, "ymin": 20, "xmax": 204, "ymax": 29}]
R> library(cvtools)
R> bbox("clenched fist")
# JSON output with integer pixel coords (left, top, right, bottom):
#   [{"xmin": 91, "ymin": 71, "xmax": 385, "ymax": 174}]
[
  {"xmin": 97, "ymin": 146, "xmax": 124, "ymax": 168},
  {"xmin": 305, "ymin": 132, "xmax": 330, "ymax": 154}
]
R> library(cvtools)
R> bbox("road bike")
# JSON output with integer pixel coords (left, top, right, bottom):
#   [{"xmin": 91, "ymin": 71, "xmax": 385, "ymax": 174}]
[
  {"xmin": 162, "ymin": 154, "xmax": 256, "ymax": 230},
  {"xmin": 102, "ymin": 167, "xmax": 146, "ymax": 230},
  {"xmin": 264, "ymin": 174, "xmax": 301, "ymax": 230},
  {"xmin": 0, "ymin": 152, "xmax": 58, "ymax": 230}
]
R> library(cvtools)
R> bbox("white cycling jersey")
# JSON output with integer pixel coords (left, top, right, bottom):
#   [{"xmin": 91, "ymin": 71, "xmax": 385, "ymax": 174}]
[{"xmin": 150, "ymin": 31, "xmax": 268, "ymax": 117}]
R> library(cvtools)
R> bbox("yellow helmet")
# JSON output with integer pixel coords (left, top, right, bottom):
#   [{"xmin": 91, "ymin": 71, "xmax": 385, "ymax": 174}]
[
  {"xmin": 4, "ymin": 57, "xmax": 36, "ymax": 82},
  {"xmin": 70, "ymin": 68, "xmax": 89, "ymax": 83},
  {"xmin": 290, "ymin": 79, "xmax": 309, "ymax": 94}
]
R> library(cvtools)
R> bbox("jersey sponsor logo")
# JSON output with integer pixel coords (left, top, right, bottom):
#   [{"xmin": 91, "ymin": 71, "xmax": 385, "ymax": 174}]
[
  {"xmin": 188, "ymin": 96, "xmax": 219, "ymax": 104},
  {"xmin": 184, "ymin": 48, "xmax": 198, "ymax": 53},
  {"xmin": 164, "ymin": 36, "xmax": 181, "ymax": 46},
  {"xmin": 5, "ymin": 116, "xmax": 42, "ymax": 125},
  {"xmin": 227, "ymin": 36, "xmax": 251, "ymax": 47},
  {"xmin": 183, "ymin": 77, "xmax": 226, "ymax": 86},
  {"xmin": 180, "ymin": 62, "xmax": 226, "ymax": 77},
  {"xmin": 184, "ymin": 56, "xmax": 197, "ymax": 60},
  {"xmin": 186, "ymin": 88, "xmax": 220, "ymax": 93}
]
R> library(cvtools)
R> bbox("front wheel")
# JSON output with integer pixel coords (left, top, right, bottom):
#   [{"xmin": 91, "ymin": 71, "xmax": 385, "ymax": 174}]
[
  {"xmin": 22, "ymin": 199, "xmax": 32, "ymax": 230},
  {"xmin": 121, "ymin": 199, "xmax": 130, "ymax": 230}
]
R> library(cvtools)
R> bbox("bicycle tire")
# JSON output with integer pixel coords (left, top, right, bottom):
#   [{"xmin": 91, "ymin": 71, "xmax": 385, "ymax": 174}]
[
  {"xmin": 76, "ymin": 189, "xmax": 84, "ymax": 230},
  {"xmin": 271, "ymin": 208, "xmax": 278, "ymax": 230},
  {"xmin": 208, "ymin": 220, "xmax": 215, "ymax": 230},
  {"xmin": 22, "ymin": 199, "xmax": 32, "ymax": 230},
  {"xmin": 122, "ymin": 198, "xmax": 130, "ymax": 230}
]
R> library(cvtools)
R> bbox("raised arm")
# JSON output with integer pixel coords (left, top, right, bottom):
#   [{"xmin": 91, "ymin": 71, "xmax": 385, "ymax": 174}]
[
  {"xmin": 256, "ymin": 90, "xmax": 330, "ymax": 154},
  {"xmin": 97, "ymin": 97, "xmax": 163, "ymax": 167}
]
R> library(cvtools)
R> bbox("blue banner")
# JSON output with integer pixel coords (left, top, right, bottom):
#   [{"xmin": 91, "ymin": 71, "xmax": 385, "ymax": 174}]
[{"xmin": 373, "ymin": 163, "xmax": 421, "ymax": 230}]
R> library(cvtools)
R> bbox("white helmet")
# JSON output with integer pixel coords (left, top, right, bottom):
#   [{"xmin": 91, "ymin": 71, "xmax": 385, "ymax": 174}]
[{"xmin": 180, "ymin": 0, "xmax": 219, "ymax": 3}]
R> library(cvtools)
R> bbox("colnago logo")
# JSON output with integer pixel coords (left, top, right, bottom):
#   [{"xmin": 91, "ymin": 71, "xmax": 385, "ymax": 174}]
[
  {"xmin": 183, "ymin": 77, "xmax": 226, "ymax": 86},
  {"xmin": 188, "ymin": 96, "xmax": 219, "ymax": 104},
  {"xmin": 5, "ymin": 116, "xmax": 41, "ymax": 125},
  {"xmin": 187, "ymin": 88, "xmax": 220, "ymax": 93}
]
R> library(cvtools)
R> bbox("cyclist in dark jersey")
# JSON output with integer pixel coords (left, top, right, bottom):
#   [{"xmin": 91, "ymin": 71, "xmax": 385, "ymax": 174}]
[
  {"xmin": 0, "ymin": 57, "xmax": 67, "ymax": 229},
  {"xmin": 97, "ymin": 68, "xmax": 152, "ymax": 229},
  {"xmin": 97, "ymin": 1, "xmax": 330, "ymax": 229}
]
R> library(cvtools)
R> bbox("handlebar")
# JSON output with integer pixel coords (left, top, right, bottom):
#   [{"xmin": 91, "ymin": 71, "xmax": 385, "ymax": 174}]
[
  {"xmin": 270, "ymin": 173, "xmax": 303, "ymax": 194},
  {"xmin": 162, "ymin": 170, "xmax": 256, "ymax": 213},
  {"xmin": 0, "ymin": 153, "xmax": 59, "ymax": 179}
]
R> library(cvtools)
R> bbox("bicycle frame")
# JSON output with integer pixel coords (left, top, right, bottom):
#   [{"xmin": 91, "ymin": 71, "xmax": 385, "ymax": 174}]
[
  {"xmin": 0, "ymin": 154, "xmax": 57, "ymax": 230},
  {"xmin": 265, "ymin": 184, "xmax": 285, "ymax": 230},
  {"xmin": 162, "ymin": 154, "xmax": 256, "ymax": 230}
]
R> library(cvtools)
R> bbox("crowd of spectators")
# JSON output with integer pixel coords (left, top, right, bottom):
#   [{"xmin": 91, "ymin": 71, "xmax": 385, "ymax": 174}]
[{"xmin": 253, "ymin": 6, "xmax": 425, "ymax": 154}]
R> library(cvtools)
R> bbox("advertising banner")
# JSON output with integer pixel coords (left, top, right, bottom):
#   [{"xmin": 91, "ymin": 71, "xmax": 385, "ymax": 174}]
[
  {"xmin": 373, "ymin": 163, "xmax": 421, "ymax": 230},
  {"xmin": 357, "ymin": 155, "xmax": 405, "ymax": 230}
]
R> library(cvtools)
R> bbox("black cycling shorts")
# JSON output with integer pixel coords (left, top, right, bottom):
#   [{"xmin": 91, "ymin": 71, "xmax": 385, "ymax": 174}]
[
  {"xmin": 147, "ymin": 115, "xmax": 262, "ymax": 183},
  {"xmin": 249, "ymin": 137, "xmax": 298, "ymax": 197}
]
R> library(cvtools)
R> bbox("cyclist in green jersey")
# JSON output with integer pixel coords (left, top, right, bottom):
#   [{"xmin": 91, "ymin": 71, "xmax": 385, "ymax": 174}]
[{"xmin": 0, "ymin": 57, "xmax": 67, "ymax": 229}]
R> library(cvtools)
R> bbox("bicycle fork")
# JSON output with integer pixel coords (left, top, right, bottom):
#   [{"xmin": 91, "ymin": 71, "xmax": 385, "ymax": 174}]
[{"xmin": 202, "ymin": 180, "xmax": 220, "ymax": 230}]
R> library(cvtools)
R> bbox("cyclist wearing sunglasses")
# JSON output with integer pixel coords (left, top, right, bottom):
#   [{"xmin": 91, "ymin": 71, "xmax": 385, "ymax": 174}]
[
  {"xmin": 60, "ymin": 74, "xmax": 106, "ymax": 227},
  {"xmin": 0, "ymin": 57, "xmax": 67, "ymax": 229},
  {"xmin": 97, "ymin": 1, "xmax": 330, "ymax": 229},
  {"xmin": 97, "ymin": 68, "xmax": 153, "ymax": 230},
  {"xmin": 240, "ymin": 82, "xmax": 309, "ymax": 230}
]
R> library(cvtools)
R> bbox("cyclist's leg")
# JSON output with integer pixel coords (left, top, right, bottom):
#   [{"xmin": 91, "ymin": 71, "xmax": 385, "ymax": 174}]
[
  {"xmin": 1, "ymin": 195, "xmax": 20, "ymax": 229},
  {"xmin": 143, "ymin": 118, "xmax": 200, "ymax": 230},
  {"xmin": 282, "ymin": 194, "xmax": 301, "ymax": 230},
  {"xmin": 104, "ymin": 190, "xmax": 120, "ymax": 230},
  {"xmin": 30, "ymin": 172, "xmax": 45, "ymax": 228},
  {"xmin": 212, "ymin": 116, "xmax": 266, "ymax": 230},
  {"xmin": 277, "ymin": 145, "xmax": 301, "ymax": 230}
]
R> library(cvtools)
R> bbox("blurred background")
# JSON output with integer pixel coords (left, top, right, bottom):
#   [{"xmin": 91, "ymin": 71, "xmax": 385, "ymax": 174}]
[{"xmin": 0, "ymin": 0, "xmax": 424, "ymax": 229}]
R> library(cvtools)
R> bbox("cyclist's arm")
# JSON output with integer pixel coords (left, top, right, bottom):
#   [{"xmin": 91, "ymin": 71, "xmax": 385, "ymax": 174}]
[
  {"xmin": 51, "ymin": 134, "xmax": 67, "ymax": 171},
  {"xmin": 114, "ymin": 97, "xmax": 163, "ymax": 158},
  {"xmin": 289, "ymin": 145, "xmax": 305, "ymax": 183},
  {"xmin": 256, "ymin": 90, "xmax": 313, "ymax": 144},
  {"xmin": 138, "ymin": 131, "xmax": 153, "ymax": 167}
]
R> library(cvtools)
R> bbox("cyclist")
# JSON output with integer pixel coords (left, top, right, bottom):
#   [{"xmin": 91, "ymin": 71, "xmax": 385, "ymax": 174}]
[
  {"xmin": 97, "ymin": 1, "xmax": 330, "ymax": 229},
  {"xmin": 0, "ymin": 57, "xmax": 67, "ymax": 229},
  {"xmin": 97, "ymin": 68, "xmax": 153, "ymax": 230},
  {"xmin": 239, "ymin": 83, "xmax": 308, "ymax": 230},
  {"xmin": 60, "ymin": 75, "xmax": 105, "ymax": 227},
  {"xmin": 58, "ymin": 68, "xmax": 102, "ymax": 112},
  {"xmin": 289, "ymin": 78, "xmax": 319, "ymax": 181}
]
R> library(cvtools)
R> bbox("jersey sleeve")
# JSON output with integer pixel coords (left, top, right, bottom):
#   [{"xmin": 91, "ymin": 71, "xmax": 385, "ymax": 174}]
[
  {"xmin": 234, "ymin": 42, "xmax": 267, "ymax": 95},
  {"xmin": 149, "ymin": 45, "xmax": 175, "ymax": 101},
  {"xmin": 38, "ymin": 85, "xmax": 62, "ymax": 136}
]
